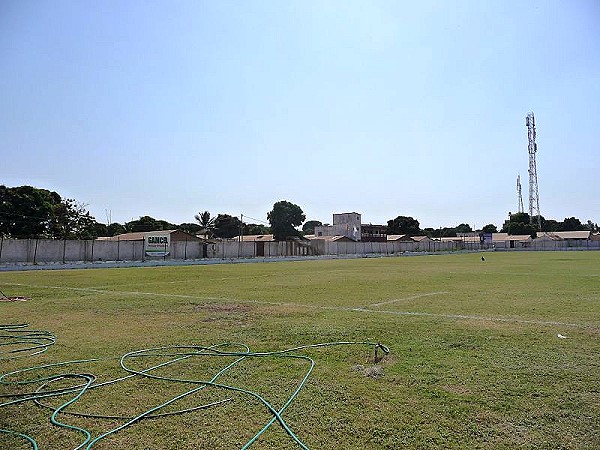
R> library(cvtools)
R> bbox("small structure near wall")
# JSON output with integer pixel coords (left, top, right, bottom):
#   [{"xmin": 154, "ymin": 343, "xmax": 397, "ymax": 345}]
[
  {"xmin": 543, "ymin": 231, "xmax": 592, "ymax": 242},
  {"xmin": 97, "ymin": 230, "xmax": 203, "ymax": 258},
  {"xmin": 361, "ymin": 224, "xmax": 388, "ymax": 242},
  {"xmin": 97, "ymin": 230, "xmax": 202, "ymax": 243},
  {"xmin": 314, "ymin": 212, "xmax": 362, "ymax": 241},
  {"xmin": 491, "ymin": 233, "xmax": 532, "ymax": 249},
  {"xmin": 234, "ymin": 234, "xmax": 275, "ymax": 242},
  {"xmin": 314, "ymin": 213, "xmax": 390, "ymax": 242},
  {"xmin": 412, "ymin": 235, "xmax": 435, "ymax": 244},
  {"xmin": 535, "ymin": 232, "xmax": 563, "ymax": 243},
  {"xmin": 387, "ymin": 234, "xmax": 414, "ymax": 242}
]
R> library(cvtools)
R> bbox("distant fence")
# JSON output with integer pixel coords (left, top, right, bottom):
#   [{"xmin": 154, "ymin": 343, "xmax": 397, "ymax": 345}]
[
  {"xmin": 499, "ymin": 239, "xmax": 600, "ymax": 251},
  {"xmin": 311, "ymin": 240, "xmax": 468, "ymax": 255},
  {"xmin": 0, "ymin": 238, "xmax": 313, "ymax": 265},
  {"xmin": 0, "ymin": 237, "xmax": 598, "ymax": 266}
]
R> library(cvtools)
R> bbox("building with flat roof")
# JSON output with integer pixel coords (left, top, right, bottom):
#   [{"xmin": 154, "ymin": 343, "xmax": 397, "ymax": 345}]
[
  {"xmin": 361, "ymin": 224, "xmax": 387, "ymax": 242},
  {"xmin": 314, "ymin": 212, "xmax": 361, "ymax": 241}
]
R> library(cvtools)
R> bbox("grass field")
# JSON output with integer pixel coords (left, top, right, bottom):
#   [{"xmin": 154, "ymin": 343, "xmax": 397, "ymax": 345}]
[{"xmin": 1, "ymin": 251, "xmax": 599, "ymax": 449}]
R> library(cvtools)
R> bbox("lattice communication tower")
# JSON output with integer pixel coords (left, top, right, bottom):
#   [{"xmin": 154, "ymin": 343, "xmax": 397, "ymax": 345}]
[
  {"xmin": 517, "ymin": 175, "xmax": 524, "ymax": 214},
  {"xmin": 526, "ymin": 112, "xmax": 541, "ymax": 229}
]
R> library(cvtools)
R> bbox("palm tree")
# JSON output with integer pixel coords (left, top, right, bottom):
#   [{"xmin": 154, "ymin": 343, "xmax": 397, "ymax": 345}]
[{"xmin": 194, "ymin": 211, "xmax": 215, "ymax": 238}]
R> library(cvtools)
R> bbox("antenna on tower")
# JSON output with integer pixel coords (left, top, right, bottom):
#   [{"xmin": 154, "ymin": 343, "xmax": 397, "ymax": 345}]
[
  {"xmin": 517, "ymin": 175, "xmax": 524, "ymax": 214},
  {"xmin": 526, "ymin": 112, "xmax": 541, "ymax": 230}
]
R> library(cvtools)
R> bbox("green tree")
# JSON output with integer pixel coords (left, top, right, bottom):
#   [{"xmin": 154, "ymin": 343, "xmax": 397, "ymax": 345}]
[
  {"xmin": 302, "ymin": 220, "xmax": 322, "ymax": 235},
  {"xmin": 585, "ymin": 220, "xmax": 598, "ymax": 232},
  {"xmin": 387, "ymin": 215, "xmax": 420, "ymax": 236},
  {"xmin": 178, "ymin": 223, "xmax": 203, "ymax": 235},
  {"xmin": 504, "ymin": 212, "xmax": 550, "ymax": 233},
  {"xmin": 244, "ymin": 223, "xmax": 270, "ymax": 236},
  {"xmin": 542, "ymin": 219, "xmax": 561, "ymax": 232},
  {"xmin": 455, "ymin": 223, "xmax": 473, "ymax": 234},
  {"xmin": 481, "ymin": 224, "xmax": 498, "ymax": 233},
  {"xmin": 213, "ymin": 214, "xmax": 242, "ymax": 239},
  {"xmin": 0, "ymin": 185, "xmax": 99, "ymax": 239},
  {"xmin": 507, "ymin": 222, "xmax": 537, "ymax": 238},
  {"xmin": 49, "ymin": 199, "xmax": 98, "ymax": 239},
  {"xmin": 560, "ymin": 217, "xmax": 585, "ymax": 231},
  {"xmin": 502, "ymin": 212, "xmax": 529, "ymax": 232},
  {"xmin": 107, "ymin": 222, "xmax": 126, "ymax": 236},
  {"xmin": 125, "ymin": 216, "xmax": 164, "ymax": 232},
  {"xmin": 0, "ymin": 185, "xmax": 60, "ymax": 238},
  {"xmin": 267, "ymin": 201, "xmax": 305, "ymax": 241},
  {"xmin": 92, "ymin": 222, "xmax": 110, "ymax": 237},
  {"xmin": 195, "ymin": 211, "xmax": 215, "ymax": 238},
  {"xmin": 157, "ymin": 219, "xmax": 177, "ymax": 230},
  {"xmin": 421, "ymin": 227, "xmax": 435, "ymax": 237},
  {"xmin": 423, "ymin": 227, "xmax": 456, "ymax": 238},
  {"xmin": 442, "ymin": 227, "xmax": 458, "ymax": 237}
]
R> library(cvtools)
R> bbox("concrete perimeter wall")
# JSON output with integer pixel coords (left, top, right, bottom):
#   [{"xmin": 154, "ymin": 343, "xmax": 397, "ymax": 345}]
[
  {"xmin": 311, "ymin": 240, "xmax": 465, "ymax": 255},
  {"xmin": 0, "ymin": 238, "xmax": 314, "ymax": 264},
  {"xmin": 1, "ymin": 237, "xmax": 598, "ymax": 266},
  {"xmin": 497, "ymin": 240, "xmax": 600, "ymax": 251}
]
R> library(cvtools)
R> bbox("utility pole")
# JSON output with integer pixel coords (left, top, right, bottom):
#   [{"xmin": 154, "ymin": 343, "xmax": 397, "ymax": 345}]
[
  {"xmin": 238, "ymin": 214, "xmax": 244, "ymax": 258},
  {"xmin": 526, "ymin": 112, "xmax": 541, "ymax": 230}
]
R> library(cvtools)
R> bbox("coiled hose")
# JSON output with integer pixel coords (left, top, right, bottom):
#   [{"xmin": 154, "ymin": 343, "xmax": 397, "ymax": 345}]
[{"xmin": 0, "ymin": 324, "xmax": 389, "ymax": 449}]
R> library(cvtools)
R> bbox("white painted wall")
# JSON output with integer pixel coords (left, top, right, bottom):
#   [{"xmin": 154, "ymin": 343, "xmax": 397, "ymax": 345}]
[{"xmin": 1, "ymin": 238, "xmax": 598, "ymax": 266}]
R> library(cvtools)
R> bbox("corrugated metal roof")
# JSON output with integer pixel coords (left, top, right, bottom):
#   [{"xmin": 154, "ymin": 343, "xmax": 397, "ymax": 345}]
[
  {"xmin": 235, "ymin": 234, "xmax": 275, "ymax": 242},
  {"xmin": 535, "ymin": 232, "xmax": 563, "ymax": 241},
  {"xmin": 306, "ymin": 235, "xmax": 353, "ymax": 242},
  {"xmin": 387, "ymin": 234, "xmax": 412, "ymax": 241},
  {"xmin": 439, "ymin": 236, "xmax": 464, "ymax": 242},
  {"xmin": 535, "ymin": 231, "xmax": 592, "ymax": 240},
  {"xmin": 96, "ymin": 230, "xmax": 201, "ymax": 241},
  {"xmin": 492, "ymin": 233, "xmax": 532, "ymax": 241},
  {"xmin": 552, "ymin": 231, "xmax": 591, "ymax": 240},
  {"xmin": 412, "ymin": 235, "xmax": 433, "ymax": 242},
  {"xmin": 440, "ymin": 236, "xmax": 480, "ymax": 243},
  {"xmin": 97, "ymin": 232, "xmax": 148, "ymax": 241}
]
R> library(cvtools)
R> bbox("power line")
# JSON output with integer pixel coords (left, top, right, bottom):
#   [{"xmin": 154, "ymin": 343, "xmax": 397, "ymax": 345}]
[{"xmin": 241, "ymin": 214, "xmax": 269, "ymax": 225}]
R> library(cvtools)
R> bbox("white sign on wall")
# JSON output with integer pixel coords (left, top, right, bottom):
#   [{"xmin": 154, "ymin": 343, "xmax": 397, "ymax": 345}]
[{"xmin": 144, "ymin": 231, "xmax": 171, "ymax": 257}]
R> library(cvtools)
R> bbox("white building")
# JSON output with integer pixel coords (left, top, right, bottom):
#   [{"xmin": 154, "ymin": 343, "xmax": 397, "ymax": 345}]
[{"xmin": 314, "ymin": 212, "xmax": 362, "ymax": 241}]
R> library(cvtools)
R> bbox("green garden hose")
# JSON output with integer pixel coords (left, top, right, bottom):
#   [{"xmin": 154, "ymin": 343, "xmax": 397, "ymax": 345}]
[
  {"xmin": 0, "ymin": 324, "xmax": 389, "ymax": 449},
  {"xmin": 0, "ymin": 324, "xmax": 55, "ymax": 359}
]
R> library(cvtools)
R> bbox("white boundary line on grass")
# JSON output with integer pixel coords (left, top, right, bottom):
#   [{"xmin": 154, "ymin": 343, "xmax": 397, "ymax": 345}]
[
  {"xmin": 3, "ymin": 282, "xmax": 597, "ymax": 330},
  {"xmin": 369, "ymin": 292, "xmax": 448, "ymax": 307}
]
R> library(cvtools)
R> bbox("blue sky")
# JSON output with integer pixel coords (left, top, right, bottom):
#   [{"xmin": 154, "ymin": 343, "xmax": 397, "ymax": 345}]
[{"xmin": 1, "ymin": 1, "xmax": 599, "ymax": 229}]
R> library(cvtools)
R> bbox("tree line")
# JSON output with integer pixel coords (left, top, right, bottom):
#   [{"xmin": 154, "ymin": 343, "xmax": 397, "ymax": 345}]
[
  {"xmin": 386, "ymin": 213, "xmax": 598, "ymax": 239},
  {"xmin": 1, "ymin": 185, "xmax": 597, "ymax": 241},
  {"xmin": 0, "ymin": 187, "xmax": 304, "ymax": 241}
]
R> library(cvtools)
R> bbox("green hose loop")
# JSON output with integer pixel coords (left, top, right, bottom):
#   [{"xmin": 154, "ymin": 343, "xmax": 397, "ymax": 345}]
[
  {"xmin": 0, "ymin": 323, "xmax": 55, "ymax": 359},
  {"xmin": 0, "ymin": 324, "xmax": 389, "ymax": 449},
  {"xmin": 0, "ymin": 428, "xmax": 39, "ymax": 450}
]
